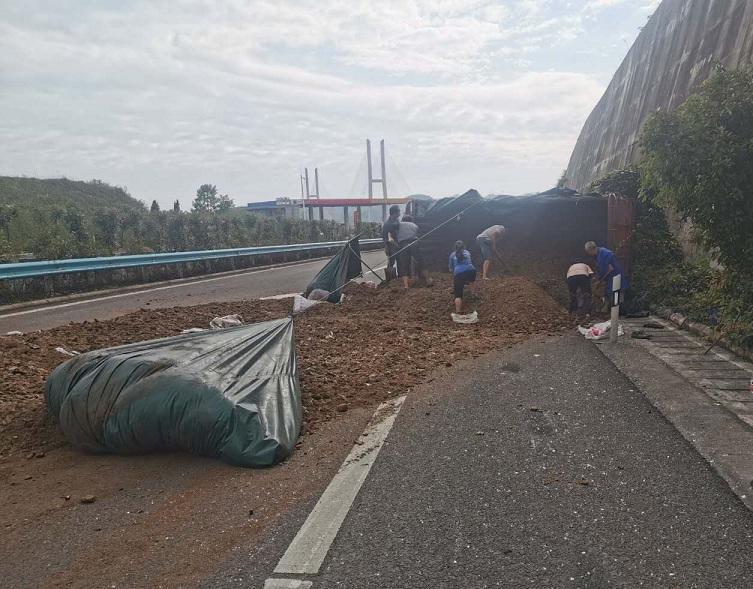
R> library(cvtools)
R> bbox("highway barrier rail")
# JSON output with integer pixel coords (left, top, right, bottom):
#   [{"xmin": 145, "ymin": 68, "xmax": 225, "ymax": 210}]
[{"xmin": 0, "ymin": 239, "xmax": 383, "ymax": 281}]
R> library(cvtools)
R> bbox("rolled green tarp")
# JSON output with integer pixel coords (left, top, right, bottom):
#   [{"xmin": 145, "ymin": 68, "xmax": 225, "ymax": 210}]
[
  {"xmin": 45, "ymin": 317, "xmax": 301, "ymax": 467},
  {"xmin": 304, "ymin": 235, "xmax": 363, "ymax": 303}
]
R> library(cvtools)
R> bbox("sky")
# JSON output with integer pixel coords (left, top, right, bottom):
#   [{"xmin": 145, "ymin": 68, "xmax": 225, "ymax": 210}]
[{"xmin": 0, "ymin": 0, "xmax": 661, "ymax": 209}]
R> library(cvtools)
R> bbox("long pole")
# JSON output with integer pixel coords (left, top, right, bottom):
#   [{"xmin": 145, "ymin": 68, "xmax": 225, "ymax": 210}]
[
  {"xmin": 348, "ymin": 244, "xmax": 385, "ymax": 283},
  {"xmin": 314, "ymin": 168, "xmax": 320, "ymax": 198},
  {"xmin": 324, "ymin": 197, "xmax": 487, "ymax": 300}
]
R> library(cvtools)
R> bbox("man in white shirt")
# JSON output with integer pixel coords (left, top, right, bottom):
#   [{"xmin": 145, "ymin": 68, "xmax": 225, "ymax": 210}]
[
  {"xmin": 566, "ymin": 261, "xmax": 594, "ymax": 315},
  {"xmin": 476, "ymin": 225, "xmax": 506, "ymax": 280},
  {"xmin": 396, "ymin": 215, "xmax": 432, "ymax": 289}
]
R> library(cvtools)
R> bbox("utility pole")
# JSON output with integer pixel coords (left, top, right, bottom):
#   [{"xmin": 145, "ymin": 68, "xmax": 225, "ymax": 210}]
[{"xmin": 366, "ymin": 138, "xmax": 388, "ymax": 200}]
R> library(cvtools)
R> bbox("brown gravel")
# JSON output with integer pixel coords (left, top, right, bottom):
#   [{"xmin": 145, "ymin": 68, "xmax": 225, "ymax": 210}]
[
  {"xmin": 0, "ymin": 274, "xmax": 571, "ymax": 459},
  {"xmin": 0, "ymin": 274, "xmax": 573, "ymax": 588}
]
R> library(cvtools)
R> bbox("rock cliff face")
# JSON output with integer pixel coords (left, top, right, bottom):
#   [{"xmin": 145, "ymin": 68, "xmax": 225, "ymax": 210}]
[{"xmin": 566, "ymin": 0, "xmax": 753, "ymax": 190}]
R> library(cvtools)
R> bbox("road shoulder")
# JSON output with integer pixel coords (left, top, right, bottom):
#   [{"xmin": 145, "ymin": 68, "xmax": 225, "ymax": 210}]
[{"xmin": 596, "ymin": 332, "xmax": 753, "ymax": 511}]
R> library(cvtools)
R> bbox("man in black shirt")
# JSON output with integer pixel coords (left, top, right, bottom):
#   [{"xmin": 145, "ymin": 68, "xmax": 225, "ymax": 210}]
[{"xmin": 382, "ymin": 205, "xmax": 400, "ymax": 281}]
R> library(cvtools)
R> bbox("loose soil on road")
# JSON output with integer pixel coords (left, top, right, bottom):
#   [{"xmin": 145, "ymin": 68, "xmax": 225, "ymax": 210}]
[{"xmin": 0, "ymin": 275, "xmax": 570, "ymax": 588}]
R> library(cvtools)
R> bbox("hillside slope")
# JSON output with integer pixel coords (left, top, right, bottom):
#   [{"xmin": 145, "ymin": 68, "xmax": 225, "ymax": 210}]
[{"xmin": 0, "ymin": 177, "xmax": 145, "ymax": 213}]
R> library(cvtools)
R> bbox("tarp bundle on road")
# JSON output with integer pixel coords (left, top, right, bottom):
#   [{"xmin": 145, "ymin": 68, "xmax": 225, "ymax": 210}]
[
  {"xmin": 304, "ymin": 235, "xmax": 363, "ymax": 303},
  {"xmin": 45, "ymin": 317, "xmax": 301, "ymax": 467}
]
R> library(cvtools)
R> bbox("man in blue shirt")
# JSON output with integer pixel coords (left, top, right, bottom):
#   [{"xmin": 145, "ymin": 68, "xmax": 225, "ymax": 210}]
[{"xmin": 585, "ymin": 241, "xmax": 629, "ymax": 298}]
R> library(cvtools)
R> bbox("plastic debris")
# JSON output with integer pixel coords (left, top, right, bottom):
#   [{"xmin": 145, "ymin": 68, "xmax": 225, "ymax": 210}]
[
  {"xmin": 209, "ymin": 314, "xmax": 243, "ymax": 330},
  {"xmin": 578, "ymin": 320, "xmax": 624, "ymax": 340},
  {"xmin": 451, "ymin": 310, "xmax": 479, "ymax": 324},
  {"xmin": 55, "ymin": 347, "xmax": 80, "ymax": 356},
  {"xmin": 307, "ymin": 289, "xmax": 331, "ymax": 301},
  {"xmin": 5, "ymin": 331, "xmax": 23, "ymax": 336},
  {"xmin": 293, "ymin": 294, "xmax": 322, "ymax": 314}
]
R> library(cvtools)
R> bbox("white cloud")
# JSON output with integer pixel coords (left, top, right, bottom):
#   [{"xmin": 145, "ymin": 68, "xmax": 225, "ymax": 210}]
[{"xmin": 0, "ymin": 1, "xmax": 634, "ymax": 205}]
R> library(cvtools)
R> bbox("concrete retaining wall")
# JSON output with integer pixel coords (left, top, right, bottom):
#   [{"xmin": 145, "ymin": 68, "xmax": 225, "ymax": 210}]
[{"xmin": 566, "ymin": 0, "xmax": 753, "ymax": 191}]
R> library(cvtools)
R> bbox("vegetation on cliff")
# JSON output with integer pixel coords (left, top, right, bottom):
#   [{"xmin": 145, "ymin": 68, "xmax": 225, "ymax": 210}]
[{"xmin": 590, "ymin": 67, "xmax": 753, "ymax": 348}]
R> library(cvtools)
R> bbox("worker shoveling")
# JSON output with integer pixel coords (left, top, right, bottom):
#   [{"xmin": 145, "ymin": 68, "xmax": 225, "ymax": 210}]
[{"xmin": 45, "ymin": 317, "xmax": 301, "ymax": 467}]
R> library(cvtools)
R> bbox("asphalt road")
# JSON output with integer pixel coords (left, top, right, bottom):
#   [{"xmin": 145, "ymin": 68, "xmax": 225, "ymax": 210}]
[
  {"xmin": 208, "ymin": 335, "xmax": 753, "ymax": 588},
  {"xmin": 0, "ymin": 250, "xmax": 386, "ymax": 333}
]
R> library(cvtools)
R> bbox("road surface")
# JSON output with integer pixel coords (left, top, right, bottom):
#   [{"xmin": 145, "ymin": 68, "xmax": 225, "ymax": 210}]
[
  {"xmin": 205, "ymin": 335, "xmax": 753, "ymax": 588},
  {"xmin": 0, "ymin": 250, "xmax": 386, "ymax": 333}
]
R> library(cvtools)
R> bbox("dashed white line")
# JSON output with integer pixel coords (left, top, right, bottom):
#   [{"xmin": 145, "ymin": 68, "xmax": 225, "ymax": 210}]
[{"xmin": 263, "ymin": 579, "xmax": 312, "ymax": 589}]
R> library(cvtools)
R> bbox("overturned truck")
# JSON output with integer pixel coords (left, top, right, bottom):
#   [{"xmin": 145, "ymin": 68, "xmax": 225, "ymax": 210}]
[{"xmin": 414, "ymin": 188, "xmax": 608, "ymax": 296}]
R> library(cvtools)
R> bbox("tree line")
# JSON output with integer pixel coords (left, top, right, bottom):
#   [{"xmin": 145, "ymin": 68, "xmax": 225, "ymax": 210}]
[{"xmin": 0, "ymin": 182, "xmax": 378, "ymax": 261}]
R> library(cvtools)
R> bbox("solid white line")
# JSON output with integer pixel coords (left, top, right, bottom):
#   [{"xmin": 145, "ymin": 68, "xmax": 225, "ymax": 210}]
[
  {"xmin": 260, "ymin": 293, "xmax": 299, "ymax": 300},
  {"xmin": 263, "ymin": 579, "xmax": 313, "ymax": 589},
  {"xmin": 0, "ymin": 259, "xmax": 330, "ymax": 319},
  {"xmin": 360, "ymin": 264, "xmax": 387, "ymax": 279},
  {"xmin": 273, "ymin": 395, "xmax": 406, "ymax": 575}
]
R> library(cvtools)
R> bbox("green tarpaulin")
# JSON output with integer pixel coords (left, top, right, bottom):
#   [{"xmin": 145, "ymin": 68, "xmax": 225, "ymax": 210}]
[
  {"xmin": 304, "ymin": 235, "xmax": 363, "ymax": 303},
  {"xmin": 45, "ymin": 317, "xmax": 301, "ymax": 467}
]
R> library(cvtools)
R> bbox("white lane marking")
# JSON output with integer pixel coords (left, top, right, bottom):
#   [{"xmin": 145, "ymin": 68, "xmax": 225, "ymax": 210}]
[
  {"xmin": 0, "ymin": 255, "xmax": 381, "ymax": 320},
  {"xmin": 273, "ymin": 395, "xmax": 406, "ymax": 575},
  {"xmin": 359, "ymin": 264, "xmax": 387, "ymax": 280},
  {"xmin": 263, "ymin": 579, "xmax": 312, "ymax": 589},
  {"xmin": 260, "ymin": 293, "xmax": 299, "ymax": 300}
]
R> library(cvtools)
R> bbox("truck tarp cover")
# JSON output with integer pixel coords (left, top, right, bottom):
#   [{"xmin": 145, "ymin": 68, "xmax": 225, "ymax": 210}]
[
  {"xmin": 304, "ymin": 235, "xmax": 362, "ymax": 302},
  {"xmin": 44, "ymin": 317, "xmax": 301, "ymax": 467}
]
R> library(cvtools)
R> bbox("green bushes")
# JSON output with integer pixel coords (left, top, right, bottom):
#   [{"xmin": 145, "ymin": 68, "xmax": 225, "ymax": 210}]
[
  {"xmin": 634, "ymin": 65, "xmax": 753, "ymax": 349},
  {"xmin": 0, "ymin": 177, "xmax": 379, "ymax": 261},
  {"xmin": 641, "ymin": 65, "xmax": 753, "ymax": 278},
  {"xmin": 593, "ymin": 181, "xmax": 752, "ymax": 348}
]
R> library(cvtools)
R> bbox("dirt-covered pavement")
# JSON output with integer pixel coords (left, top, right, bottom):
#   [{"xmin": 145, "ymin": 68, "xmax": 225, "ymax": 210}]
[
  {"xmin": 208, "ymin": 335, "xmax": 753, "ymax": 588},
  {"xmin": 0, "ymin": 275, "xmax": 571, "ymax": 588}
]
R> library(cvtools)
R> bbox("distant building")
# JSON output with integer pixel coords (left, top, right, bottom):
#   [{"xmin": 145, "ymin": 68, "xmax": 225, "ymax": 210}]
[{"xmin": 246, "ymin": 197, "xmax": 305, "ymax": 219}]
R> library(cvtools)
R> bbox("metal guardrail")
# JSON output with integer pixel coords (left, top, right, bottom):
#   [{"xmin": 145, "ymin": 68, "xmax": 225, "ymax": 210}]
[{"xmin": 0, "ymin": 239, "xmax": 383, "ymax": 280}]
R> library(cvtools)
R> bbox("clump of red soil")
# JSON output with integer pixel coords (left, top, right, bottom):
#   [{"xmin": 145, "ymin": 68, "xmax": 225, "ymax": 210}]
[{"xmin": 0, "ymin": 275, "xmax": 571, "ymax": 459}]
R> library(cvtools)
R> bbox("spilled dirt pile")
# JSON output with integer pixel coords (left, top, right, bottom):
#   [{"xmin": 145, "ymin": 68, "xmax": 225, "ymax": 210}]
[{"xmin": 0, "ymin": 275, "xmax": 571, "ymax": 458}]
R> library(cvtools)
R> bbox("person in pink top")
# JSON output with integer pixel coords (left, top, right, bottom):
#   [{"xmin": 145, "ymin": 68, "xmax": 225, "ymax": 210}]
[{"xmin": 566, "ymin": 261, "xmax": 594, "ymax": 315}]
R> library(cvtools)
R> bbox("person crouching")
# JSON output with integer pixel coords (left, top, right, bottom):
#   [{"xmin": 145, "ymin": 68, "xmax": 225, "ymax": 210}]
[
  {"xmin": 566, "ymin": 261, "xmax": 593, "ymax": 316},
  {"xmin": 448, "ymin": 240, "xmax": 477, "ymax": 314}
]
